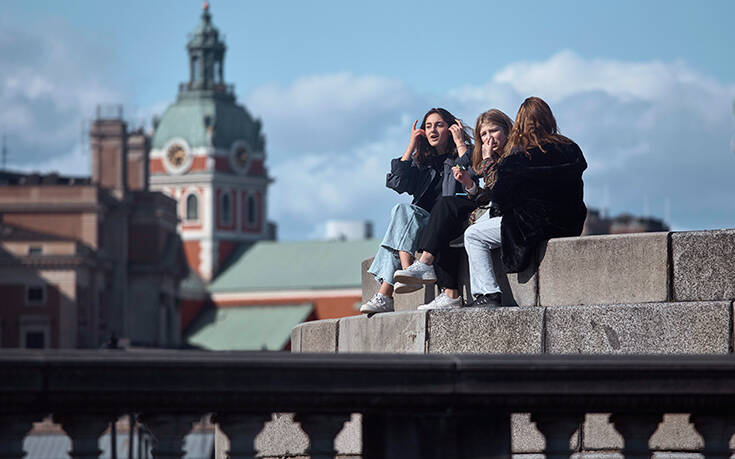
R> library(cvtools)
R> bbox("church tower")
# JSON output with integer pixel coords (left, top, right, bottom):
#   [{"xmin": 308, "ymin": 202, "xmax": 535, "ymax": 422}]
[{"xmin": 149, "ymin": 3, "xmax": 272, "ymax": 281}]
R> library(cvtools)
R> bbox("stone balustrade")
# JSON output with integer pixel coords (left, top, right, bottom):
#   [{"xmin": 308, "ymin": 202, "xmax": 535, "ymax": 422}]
[{"xmin": 7, "ymin": 350, "xmax": 735, "ymax": 458}]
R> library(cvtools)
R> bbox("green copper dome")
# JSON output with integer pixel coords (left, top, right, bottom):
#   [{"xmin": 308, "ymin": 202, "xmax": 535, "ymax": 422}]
[{"xmin": 151, "ymin": 3, "xmax": 265, "ymax": 152}]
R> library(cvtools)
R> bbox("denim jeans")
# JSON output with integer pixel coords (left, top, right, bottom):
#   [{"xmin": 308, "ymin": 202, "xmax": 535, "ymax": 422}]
[
  {"xmin": 368, "ymin": 203, "xmax": 430, "ymax": 286},
  {"xmin": 464, "ymin": 213, "xmax": 502, "ymax": 296}
]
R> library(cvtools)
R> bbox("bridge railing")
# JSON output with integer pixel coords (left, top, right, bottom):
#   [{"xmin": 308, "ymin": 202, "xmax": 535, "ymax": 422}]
[{"xmin": 4, "ymin": 349, "xmax": 735, "ymax": 458}]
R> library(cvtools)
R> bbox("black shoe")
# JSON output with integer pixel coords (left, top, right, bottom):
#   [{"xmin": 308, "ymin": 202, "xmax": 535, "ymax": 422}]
[{"xmin": 466, "ymin": 292, "xmax": 502, "ymax": 308}]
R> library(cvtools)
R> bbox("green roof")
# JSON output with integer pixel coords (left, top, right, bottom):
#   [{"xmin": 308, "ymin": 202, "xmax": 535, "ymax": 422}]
[
  {"xmin": 209, "ymin": 239, "xmax": 380, "ymax": 293},
  {"xmin": 186, "ymin": 304, "xmax": 313, "ymax": 350},
  {"xmin": 151, "ymin": 96, "xmax": 264, "ymax": 151}
]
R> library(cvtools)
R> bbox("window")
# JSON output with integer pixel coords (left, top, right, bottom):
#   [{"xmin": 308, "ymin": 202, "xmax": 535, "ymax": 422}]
[
  {"xmin": 26, "ymin": 285, "xmax": 46, "ymax": 306},
  {"xmin": 28, "ymin": 246, "xmax": 42, "ymax": 255},
  {"xmin": 25, "ymin": 331, "xmax": 45, "ymax": 349},
  {"xmin": 186, "ymin": 194, "xmax": 199, "ymax": 221},
  {"xmin": 221, "ymin": 192, "xmax": 232, "ymax": 225},
  {"xmin": 214, "ymin": 61, "xmax": 221, "ymax": 83},
  {"xmin": 191, "ymin": 56, "xmax": 199, "ymax": 81},
  {"xmin": 247, "ymin": 195, "xmax": 257, "ymax": 226}
]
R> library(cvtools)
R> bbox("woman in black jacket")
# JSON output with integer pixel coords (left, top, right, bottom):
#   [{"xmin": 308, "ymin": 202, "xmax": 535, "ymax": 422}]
[
  {"xmin": 462, "ymin": 96, "xmax": 587, "ymax": 306},
  {"xmin": 361, "ymin": 108, "xmax": 473, "ymax": 314}
]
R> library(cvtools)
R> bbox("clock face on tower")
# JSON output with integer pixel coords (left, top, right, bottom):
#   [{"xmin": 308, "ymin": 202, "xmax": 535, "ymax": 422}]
[
  {"xmin": 234, "ymin": 144, "xmax": 249, "ymax": 168},
  {"xmin": 167, "ymin": 143, "xmax": 187, "ymax": 167},
  {"xmin": 229, "ymin": 140, "xmax": 260, "ymax": 174},
  {"xmin": 162, "ymin": 138, "xmax": 193, "ymax": 174}
]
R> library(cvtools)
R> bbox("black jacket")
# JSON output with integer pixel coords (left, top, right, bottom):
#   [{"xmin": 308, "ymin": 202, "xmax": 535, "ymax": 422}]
[
  {"xmin": 493, "ymin": 140, "xmax": 587, "ymax": 272},
  {"xmin": 386, "ymin": 151, "xmax": 473, "ymax": 211}
]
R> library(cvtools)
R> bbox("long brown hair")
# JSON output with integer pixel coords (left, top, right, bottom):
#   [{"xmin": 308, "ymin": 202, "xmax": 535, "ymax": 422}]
[
  {"xmin": 415, "ymin": 108, "xmax": 473, "ymax": 164},
  {"xmin": 471, "ymin": 109, "xmax": 513, "ymax": 174},
  {"xmin": 503, "ymin": 96, "xmax": 571, "ymax": 159}
]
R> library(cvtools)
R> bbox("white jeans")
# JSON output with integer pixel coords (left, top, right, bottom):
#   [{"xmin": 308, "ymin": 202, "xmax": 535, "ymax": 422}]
[{"xmin": 463, "ymin": 213, "xmax": 502, "ymax": 296}]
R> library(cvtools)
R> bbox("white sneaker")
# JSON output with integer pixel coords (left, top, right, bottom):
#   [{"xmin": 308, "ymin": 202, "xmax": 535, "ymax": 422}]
[
  {"xmin": 417, "ymin": 292, "xmax": 463, "ymax": 310},
  {"xmin": 360, "ymin": 293, "xmax": 394, "ymax": 314},
  {"xmin": 393, "ymin": 261, "xmax": 437, "ymax": 285},
  {"xmin": 394, "ymin": 281, "xmax": 422, "ymax": 294}
]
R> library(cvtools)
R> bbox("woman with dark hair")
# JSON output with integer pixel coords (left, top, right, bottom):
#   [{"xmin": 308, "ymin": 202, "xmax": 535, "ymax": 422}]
[
  {"xmin": 461, "ymin": 96, "xmax": 587, "ymax": 305},
  {"xmin": 392, "ymin": 109, "xmax": 513, "ymax": 309},
  {"xmin": 360, "ymin": 108, "xmax": 473, "ymax": 314}
]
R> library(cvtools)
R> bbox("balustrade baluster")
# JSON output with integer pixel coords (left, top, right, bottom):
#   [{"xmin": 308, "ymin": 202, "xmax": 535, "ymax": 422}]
[
  {"xmin": 213, "ymin": 413, "xmax": 270, "ymax": 459},
  {"xmin": 0, "ymin": 415, "xmax": 42, "ymax": 459},
  {"xmin": 54, "ymin": 414, "xmax": 112, "ymax": 459},
  {"xmin": 295, "ymin": 413, "xmax": 350, "ymax": 459},
  {"xmin": 691, "ymin": 414, "xmax": 735, "ymax": 459},
  {"xmin": 609, "ymin": 413, "xmax": 661, "ymax": 459},
  {"xmin": 139, "ymin": 414, "xmax": 200, "ymax": 458},
  {"xmin": 531, "ymin": 413, "xmax": 583, "ymax": 459}
]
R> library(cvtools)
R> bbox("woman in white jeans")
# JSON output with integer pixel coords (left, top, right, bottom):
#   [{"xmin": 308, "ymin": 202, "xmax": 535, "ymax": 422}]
[{"xmin": 463, "ymin": 97, "xmax": 588, "ymax": 305}]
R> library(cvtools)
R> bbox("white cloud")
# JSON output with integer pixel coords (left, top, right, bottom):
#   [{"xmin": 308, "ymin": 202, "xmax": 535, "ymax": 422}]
[
  {"xmin": 0, "ymin": 20, "xmax": 122, "ymax": 170},
  {"xmin": 259, "ymin": 51, "xmax": 735, "ymax": 239},
  {"xmin": 246, "ymin": 73, "xmax": 421, "ymax": 160}
]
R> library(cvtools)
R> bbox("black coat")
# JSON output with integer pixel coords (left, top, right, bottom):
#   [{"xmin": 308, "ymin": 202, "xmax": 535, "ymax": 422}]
[
  {"xmin": 386, "ymin": 151, "xmax": 473, "ymax": 211},
  {"xmin": 493, "ymin": 140, "xmax": 587, "ymax": 273}
]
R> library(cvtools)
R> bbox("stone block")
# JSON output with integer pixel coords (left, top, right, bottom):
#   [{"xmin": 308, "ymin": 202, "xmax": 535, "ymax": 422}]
[
  {"xmin": 337, "ymin": 311, "xmax": 427, "ymax": 353},
  {"xmin": 672, "ymin": 229, "xmax": 735, "ymax": 301},
  {"xmin": 291, "ymin": 319, "xmax": 339, "ymax": 353},
  {"xmin": 290, "ymin": 324, "xmax": 302, "ymax": 352},
  {"xmin": 546, "ymin": 302, "xmax": 730, "ymax": 354},
  {"xmin": 492, "ymin": 249, "xmax": 538, "ymax": 307},
  {"xmin": 538, "ymin": 232, "xmax": 669, "ymax": 306},
  {"xmin": 427, "ymin": 307, "xmax": 544, "ymax": 354},
  {"xmin": 511, "ymin": 413, "xmax": 545, "ymax": 453},
  {"xmin": 361, "ymin": 256, "xmax": 435, "ymax": 312},
  {"xmin": 361, "ymin": 257, "xmax": 379, "ymax": 304},
  {"xmin": 255, "ymin": 413, "xmax": 308, "ymax": 457},
  {"xmin": 581, "ymin": 413, "xmax": 623, "ymax": 450},
  {"xmin": 582, "ymin": 413, "xmax": 702, "ymax": 452},
  {"xmin": 650, "ymin": 414, "xmax": 702, "ymax": 451}
]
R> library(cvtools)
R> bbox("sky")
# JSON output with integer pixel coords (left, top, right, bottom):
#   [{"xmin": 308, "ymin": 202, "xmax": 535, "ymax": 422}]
[{"xmin": 2, "ymin": 0, "xmax": 735, "ymax": 240}]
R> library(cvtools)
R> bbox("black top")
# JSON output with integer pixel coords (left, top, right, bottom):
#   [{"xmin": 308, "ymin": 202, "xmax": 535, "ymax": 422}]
[
  {"xmin": 493, "ymin": 140, "xmax": 588, "ymax": 272},
  {"xmin": 386, "ymin": 150, "xmax": 473, "ymax": 212}
]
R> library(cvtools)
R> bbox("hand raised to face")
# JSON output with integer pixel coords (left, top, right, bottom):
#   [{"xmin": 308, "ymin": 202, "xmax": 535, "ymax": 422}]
[
  {"xmin": 448, "ymin": 119, "xmax": 465, "ymax": 147},
  {"xmin": 481, "ymin": 137, "xmax": 496, "ymax": 159},
  {"xmin": 406, "ymin": 119, "xmax": 426, "ymax": 153}
]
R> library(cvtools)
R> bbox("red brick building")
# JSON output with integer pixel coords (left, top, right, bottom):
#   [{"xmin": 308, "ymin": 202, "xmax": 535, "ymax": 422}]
[{"xmin": 0, "ymin": 111, "xmax": 188, "ymax": 349}]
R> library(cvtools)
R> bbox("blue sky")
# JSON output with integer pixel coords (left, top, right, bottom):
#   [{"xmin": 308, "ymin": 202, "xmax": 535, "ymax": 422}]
[{"xmin": 2, "ymin": 1, "xmax": 735, "ymax": 239}]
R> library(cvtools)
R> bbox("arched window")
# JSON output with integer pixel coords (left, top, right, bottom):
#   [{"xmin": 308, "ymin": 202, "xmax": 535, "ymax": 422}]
[
  {"xmin": 247, "ymin": 195, "xmax": 257, "ymax": 226},
  {"xmin": 221, "ymin": 192, "xmax": 232, "ymax": 225},
  {"xmin": 186, "ymin": 194, "xmax": 198, "ymax": 221}
]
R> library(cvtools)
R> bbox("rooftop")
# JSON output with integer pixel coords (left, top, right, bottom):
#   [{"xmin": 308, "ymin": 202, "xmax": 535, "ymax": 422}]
[{"xmin": 209, "ymin": 238, "xmax": 380, "ymax": 293}]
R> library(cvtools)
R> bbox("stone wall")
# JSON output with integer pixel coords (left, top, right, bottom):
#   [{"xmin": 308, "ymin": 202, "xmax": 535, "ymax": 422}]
[{"xmin": 289, "ymin": 229, "xmax": 735, "ymax": 457}]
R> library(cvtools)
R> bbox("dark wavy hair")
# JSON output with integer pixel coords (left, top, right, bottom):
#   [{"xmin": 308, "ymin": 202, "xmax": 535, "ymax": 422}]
[
  {"xmin": 471, "ymin": 108, "xmax": 513, "ymax": 174},
  {"xmin": 503, "ymin": 96, "xmax": 571, "ymax": 159},
  {"xmin": 414, "ymin": 108, "xmax": 473, "ymax": 164}
]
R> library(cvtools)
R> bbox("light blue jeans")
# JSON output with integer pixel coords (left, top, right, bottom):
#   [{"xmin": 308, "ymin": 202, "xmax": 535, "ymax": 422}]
[
  {"xmin": 368, "ymin": 203, "xmax": 430, "ymax": 286},
  {"xmin": 464, "ymin": 213, "xmax": 503, "ymax": 296}
]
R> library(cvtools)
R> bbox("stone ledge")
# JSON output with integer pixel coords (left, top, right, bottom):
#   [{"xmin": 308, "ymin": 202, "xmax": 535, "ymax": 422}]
[
  {"xmin": 427, "ymin": 307, "xmax": 543, "ymax": 354},
  {"xmin": 337, "ymin": 311, "xmax": 427, "ymax": 353},
  {"xmin": 294, "ymin": 300, "xmax": 733, "ymax": 356},
  {"xmin": 545, "ymin": 301, "xmax": 731, "ymax": 354},
  {"xmin": 538, "ymin": 232, "xmax": 670, "ymax": 306},
  {"xmin": 672, "ymin": 229, "xmax": 735, "ymax": 301},
  {"xmin": 291, "ymin": 318, "xmax": 339, "ymax": 353}
]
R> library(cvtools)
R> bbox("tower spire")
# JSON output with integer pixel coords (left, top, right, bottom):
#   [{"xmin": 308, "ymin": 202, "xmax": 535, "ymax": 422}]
[{"xmin": 184, "ymin": 2, "xmax": 228, "ymax": 95}]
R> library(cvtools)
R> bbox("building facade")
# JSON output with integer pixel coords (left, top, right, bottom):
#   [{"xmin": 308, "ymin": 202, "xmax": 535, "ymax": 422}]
[
  {"xmin": 149, "ymin": 4, "xmax": 273, "ymax": 283},
  {"xmin": 0, "ymin": 113, "xmax": 187, "ymax": 349}
]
